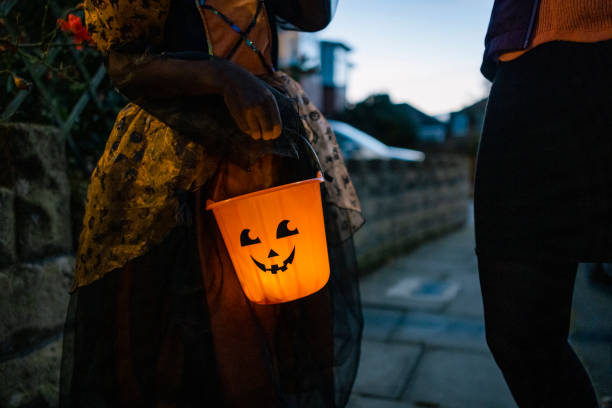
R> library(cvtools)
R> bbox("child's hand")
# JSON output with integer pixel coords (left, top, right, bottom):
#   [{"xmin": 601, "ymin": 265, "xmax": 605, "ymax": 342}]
[
  {"xmin": 107, "ymin": 51, "xmax": 281, "ymax": 140},
  {"xmin": 223, "ymin": 67, "xmax": 282, "ymax": 141}
]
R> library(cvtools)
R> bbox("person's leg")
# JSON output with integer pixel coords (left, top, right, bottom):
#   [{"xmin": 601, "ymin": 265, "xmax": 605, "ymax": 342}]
[{"xmin": 477, "ymin": 257, "xmax": 599, "ymax": 408}]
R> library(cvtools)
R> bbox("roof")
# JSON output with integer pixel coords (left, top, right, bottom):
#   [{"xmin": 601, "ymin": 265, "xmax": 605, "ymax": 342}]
[{"xmin": 397, "ymin": 103, "xmax": 445, "ymax": 127}]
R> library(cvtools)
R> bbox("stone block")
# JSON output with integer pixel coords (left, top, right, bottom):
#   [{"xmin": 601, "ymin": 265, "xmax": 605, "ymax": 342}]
[
  {"xmin": 0, "ymin": 123, "xmax": 71, "ymax": 261},
  {"xmin": 0, "ymin": 339, "xmax": 62, "ymax": 408},
  {"xmin": 0, "ymin": 187, "xmax": 16, "ymax": 267},
  {"xmin": 365, "ymin": 159, "xmax": 388, "ymax": 172},
  {"xmin": 0, "ymin": 256, "xmax": 73, "ymax": 355},
  {"xmin": 15, "ymin": 187, "xmax": 72, "ymax": 261},
  {"xmin": 345, "ymin": 158, "xmax": 364, "ymax": 176}
]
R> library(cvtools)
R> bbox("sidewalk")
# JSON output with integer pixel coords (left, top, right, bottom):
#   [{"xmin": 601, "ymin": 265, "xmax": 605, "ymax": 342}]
[{"xmin": 348, "ymin": 210, "xmax": 612, "ymax": 408}]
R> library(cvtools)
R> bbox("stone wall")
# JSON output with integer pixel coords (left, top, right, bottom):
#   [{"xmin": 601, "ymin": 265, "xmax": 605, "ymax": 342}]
[
  {"xmin": 346, "ymin": 154, "xmax": 471, "ymax": 272},
  {"xmin": 0, "ymin": 123, "xmax": 471, "ymax": 407},
  {"xmin": 0, "ymin": 123, "xmax": 74, "ymax": 408}
]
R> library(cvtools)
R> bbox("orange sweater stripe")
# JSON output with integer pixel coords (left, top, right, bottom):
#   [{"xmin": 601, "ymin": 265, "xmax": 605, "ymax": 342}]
[{"xmin": 499, "ymin": 0, "xmax": 612, "ymax": 62}]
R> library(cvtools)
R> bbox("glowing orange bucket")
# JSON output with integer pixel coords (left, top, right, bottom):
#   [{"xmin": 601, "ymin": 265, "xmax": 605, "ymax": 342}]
[{"xmin": 206, "ymin": 172, "xmax": 330, "ymax": 304}]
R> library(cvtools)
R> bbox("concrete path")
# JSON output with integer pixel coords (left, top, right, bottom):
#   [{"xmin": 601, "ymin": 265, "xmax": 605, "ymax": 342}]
[{"xmin": 348, "ymin": 211, "xmax": 612, "ymax": 408}]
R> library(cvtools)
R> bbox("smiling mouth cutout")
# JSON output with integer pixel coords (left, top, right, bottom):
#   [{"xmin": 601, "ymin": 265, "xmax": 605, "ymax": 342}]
[{"xmin": 250, "ymin": 247, "xmax": 296, "ymax": 274}]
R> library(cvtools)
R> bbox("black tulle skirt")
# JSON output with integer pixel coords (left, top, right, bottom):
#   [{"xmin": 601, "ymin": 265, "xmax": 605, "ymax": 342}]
[
  {"xmin": 59, "ymin": 188, "xmax": 363, "ymax": 408},
  {"xmin": 474, "ymin": 39, "xmax": 612, "ymax": 263}
]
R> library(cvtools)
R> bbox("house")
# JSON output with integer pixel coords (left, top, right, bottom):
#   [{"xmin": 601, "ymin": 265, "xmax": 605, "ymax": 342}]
[
  {"xmin": 445, "ymin": 98, "xmax": 488, "ymax": 152},
  {"xmin": 447, "ymin": 98, "xmax": 487, "ymax": 140},
  {"xmin": 396, "ymin": 103, "xmax": 447, "ymax": 144},
  {"xmin": 319, "ymin": 40, "xmax": 351, "ymax": 116},
  {"xmin": 277, "ymin": 31, "xmax": 352, "ymax": 116}
]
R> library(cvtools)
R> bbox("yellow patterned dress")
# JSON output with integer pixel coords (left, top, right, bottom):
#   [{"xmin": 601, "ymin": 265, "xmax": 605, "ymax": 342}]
[
  {"xmin": 73, "ymin": 0, "xmax": 362, "ymax": 291},
  {"xmin": 61, "ymin": 1, "xmax": 363, "ymax": 407}
]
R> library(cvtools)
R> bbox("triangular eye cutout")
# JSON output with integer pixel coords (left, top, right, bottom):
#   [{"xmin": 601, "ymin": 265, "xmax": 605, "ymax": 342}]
[
  {"xmin": 240, "ymin": 229, "xmax": 261, "ymax": 246},
  {"xmin": 277, "ymin": 220, "xmax": 299, "ymax": 238}
]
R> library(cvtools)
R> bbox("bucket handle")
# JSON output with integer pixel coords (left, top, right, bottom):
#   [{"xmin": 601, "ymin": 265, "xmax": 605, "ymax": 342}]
[{"xmin": 297, "ymin": 133, "xmax": 325, "ymax": 178}]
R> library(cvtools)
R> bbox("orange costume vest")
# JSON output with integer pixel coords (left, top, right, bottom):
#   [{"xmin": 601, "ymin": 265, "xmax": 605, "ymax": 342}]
[{"xmin": 195, "ymin": 0, "xmax": 275, "ymax": 75}]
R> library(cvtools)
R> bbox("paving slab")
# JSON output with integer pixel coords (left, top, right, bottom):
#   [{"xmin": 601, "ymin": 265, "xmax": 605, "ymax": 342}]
[
  {"xmin": 403, "ymin": 226, "xmax": 476, "ymax": 268},
  {"xmin": 385, "ymin": 278, "xmax": 460, "ymax": 304},
  {"xmin": 361, "ymin": 267, "xmax": 460, "ymax": 312},
  {"xmin": 391, "ymin": 312, "xmax": 487, "ymax": 352},
  {"xmin": 347, "ymin": 395, "xmax": 416, "ymax": 408},
  {"xmin": 362, "ymin": 307, "xmax": 405, "ymax": 341},
  {"xmin": 360, "ymin": 262, "xmax": 450, "ymax": 311},
  {"xmin": 353, "ymin": 340, "xmax": 423, "ymax": 399},
  {"xmin": 571, "ymin": 265, "xmax": 612, "ymax": 339},
  {"xmin": 360, "ymin": 227, "xmax": 476, "ymax": 312},
  {"xmin": 570, "ymin": 265, "xmax": 612, "ymax": 401},
  {"xmin": 442, "ymin": 272, "xmax": 484, "ymax": 319},
  {"xmin": 402, "ymin": 349, "xmax": 517, "ymax": 408},
  {"xmin": 353, "ymin": 206, "xmax": 612, "ymax": 407},
  {"xmin": 570, "ymin": 338, "xmax": 612, "ymax": 399}
]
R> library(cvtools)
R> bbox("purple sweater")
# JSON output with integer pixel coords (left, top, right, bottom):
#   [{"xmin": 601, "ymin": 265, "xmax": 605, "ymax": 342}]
[{"xmin": 481, "ymin": 0, "xmax": 541, "ymax": 80}]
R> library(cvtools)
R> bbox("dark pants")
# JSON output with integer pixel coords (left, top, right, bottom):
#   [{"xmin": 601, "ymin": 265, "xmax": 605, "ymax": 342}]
[
  {"xmin": 474, "ymin": 40, "xmax": 612, "ymax": 408},
  {"xmin": 477, "ymin": 258, "xmax": 599, "ymax": 408}
]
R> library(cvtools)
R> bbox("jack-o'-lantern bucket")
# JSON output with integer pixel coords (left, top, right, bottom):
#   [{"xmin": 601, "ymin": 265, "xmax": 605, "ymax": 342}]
[{"xmin": 206, "ymin": 172, "xmax": 330, "ymax": 304}]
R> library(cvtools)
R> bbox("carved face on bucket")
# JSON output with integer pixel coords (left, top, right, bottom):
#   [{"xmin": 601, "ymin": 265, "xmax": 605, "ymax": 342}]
[{"xmin": 240, "ymin": 220, "xmax": 299, "ymax": 274}]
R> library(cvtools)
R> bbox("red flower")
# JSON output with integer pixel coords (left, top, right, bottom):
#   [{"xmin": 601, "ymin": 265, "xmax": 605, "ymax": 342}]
[{"xmin": 57, "ymin": 14, "xmax": 94, "ymax": 50}]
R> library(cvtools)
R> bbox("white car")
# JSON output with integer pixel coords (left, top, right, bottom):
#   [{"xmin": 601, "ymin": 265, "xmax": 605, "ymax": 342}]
[{"xmin": 329, "ymin": 120, "xmax": 425, "ymax": 162}]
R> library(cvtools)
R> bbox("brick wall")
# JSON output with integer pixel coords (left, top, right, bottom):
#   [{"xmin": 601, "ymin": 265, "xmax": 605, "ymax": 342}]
[{"xmin": 346, "ymin": 154, "xmax": 471, "ymax": 272}]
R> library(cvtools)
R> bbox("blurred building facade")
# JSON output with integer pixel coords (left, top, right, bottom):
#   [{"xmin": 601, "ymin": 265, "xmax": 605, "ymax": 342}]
[
  {"xmin": 445, "ymin": 98, "xmax": 487, "ymax": 152},
  {"xmin": 277, "ymin": 31, "xmax": 352, "ymax": 116},
  {"xmin": 447, "ymin": 98, "xmax": 487, "ymax": 140},
  {"xmin": 398, "ymin": 103, "xmax": 447, "ymax": 144}
]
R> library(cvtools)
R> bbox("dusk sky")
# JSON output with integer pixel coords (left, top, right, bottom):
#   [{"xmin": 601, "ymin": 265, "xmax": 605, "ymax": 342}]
[{"xmin": 318, "ymin": 0, "xmax": 494, "ymax": 116}]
